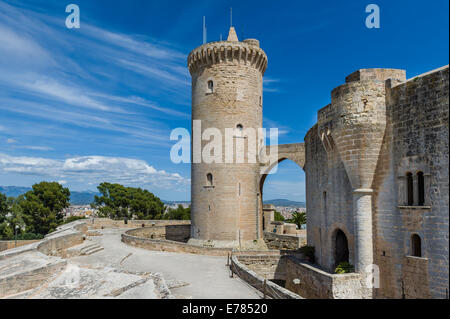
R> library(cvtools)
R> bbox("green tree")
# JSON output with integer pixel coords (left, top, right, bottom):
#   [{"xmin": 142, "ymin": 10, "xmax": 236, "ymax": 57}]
[
  {"xmin": 274, "ymin": 210, "xmax": 285, "ymax": 222},
  {"xmin": 92, "ymin": 183, "xmax": 130, "ymax": 219},
  {"xmin": 91, "ymin": 183, "xmax": 164, "ymax": 220},
  {"xmin": 163, "ymin": 205, "xmax": 190, "ymax": 220},
  {"xmin": 129, "ymin": 187, "xmax": 165, "ymax": 220},
  {"xmin": 20, "ymin": 182, "xmax": 70, "ymax": 235},
  {"xmin": 0, "ymin": 193, "xmax": 13, "ymax": 240},
  {"xmin": 287, "ymin": 211, "xmax": 307, "ymax": 229},
  {"xmin": 29, "ymin": 182, "xmax": 71, "ymax": 222}
]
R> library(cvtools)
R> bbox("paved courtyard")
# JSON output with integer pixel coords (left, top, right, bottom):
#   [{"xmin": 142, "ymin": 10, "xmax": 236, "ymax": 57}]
[{"xmin": 69, "ymin": 228, "xmax": 261, "ymax": 299}]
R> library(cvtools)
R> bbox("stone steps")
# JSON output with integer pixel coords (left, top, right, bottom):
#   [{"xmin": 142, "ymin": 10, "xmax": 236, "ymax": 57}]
[
  {"xmin": 66, "ymin": 241, "xmax": 104, "ymax": 257},
  {"xmin": 81, "ymin": 245, "xmax": 104, "ymax": 256}
]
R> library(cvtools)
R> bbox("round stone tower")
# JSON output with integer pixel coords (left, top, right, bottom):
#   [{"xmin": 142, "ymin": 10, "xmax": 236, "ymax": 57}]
[
  {"xmin": 187, "ymin": 27, "xmax": 268, "ymax": 249},
  {"xmin": 329, "ymin": 69, "xmax": 405, "ymax": 293}
]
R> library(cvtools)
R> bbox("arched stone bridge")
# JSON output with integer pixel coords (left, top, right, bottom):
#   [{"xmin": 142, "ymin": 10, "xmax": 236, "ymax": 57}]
[
  {"xmin": 259, "ymin": 143, "xmax": 305, "ymax": 179},
  {"xmin": 259, "ymin": 142, "xmax": 305, "ymax": 203}
]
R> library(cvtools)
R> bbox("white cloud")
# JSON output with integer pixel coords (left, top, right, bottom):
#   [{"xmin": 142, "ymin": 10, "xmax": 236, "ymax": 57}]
[
  {"xmin": 16, "ymin": 145, "xmax": 54, "ymax": 151},
  {"xmin": 0, "ymin": 153, "xmax": 188, "ymax": 189},
  {"xmin": 263, "ymin": 77, "xmax": 281, "ymax": 93}
]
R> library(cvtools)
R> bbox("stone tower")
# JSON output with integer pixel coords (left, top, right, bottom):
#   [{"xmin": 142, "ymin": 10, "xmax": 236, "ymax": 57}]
[
  {"xmin": 187, "ymin": 27, "xmax": 268, "ymax": 249},
  {"xmin": 329, "ymin": 69, "xmax": 406, "ymax": 274}
]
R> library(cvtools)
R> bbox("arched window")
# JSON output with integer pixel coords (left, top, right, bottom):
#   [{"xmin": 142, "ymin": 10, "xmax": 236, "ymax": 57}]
[
  {"xmin": 259, "ymin": 96, "xmax": 262, "ymax": 106},
  {"xmin": 411, "ymin": 234, "xmax": 422, "ymax": 257},
  {"xmin": 206, "ymin": 173, "xmax": 213, "ymax": 186},
  {"xmin": 207, "ymin": 80, "xmax": 214, "ymax": 93},
  {"xmin": 406, "ymin": 172, "xmax": 414, "ymax": 206},
  {"xmin": 236, "ymin": 124, "xmax": 243, "ymax": 131},
  {"xmin": 417, "ymin": 171, "xmax": 425, "ymax": 206},
  {"xmin": 334, "ymin": 229, "xmax": 349, "ymax": 266}
]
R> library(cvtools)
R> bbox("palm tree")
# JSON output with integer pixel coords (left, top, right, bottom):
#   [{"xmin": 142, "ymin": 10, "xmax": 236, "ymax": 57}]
[{"xmin": 287, "ymin": 212, "xmax": 306, "ymax": 229}]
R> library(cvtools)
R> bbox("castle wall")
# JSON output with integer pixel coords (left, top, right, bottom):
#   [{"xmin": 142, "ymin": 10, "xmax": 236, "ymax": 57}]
[
  {"xmin": 304, "ymin": 124, "xmax": 354, "ymax": 272},
  {"xmin": 373, "ymin": 66, "xmax": 449, "ymax": 299},
  {"xmin": 305, "ymin": 65, "xmax": 449, "ymax": 299}
]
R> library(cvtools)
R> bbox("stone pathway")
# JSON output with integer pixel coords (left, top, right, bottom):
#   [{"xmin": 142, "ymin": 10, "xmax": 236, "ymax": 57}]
[{"xmin": 69, "ymin": 228, "xmax": 261, "ymax": 299}]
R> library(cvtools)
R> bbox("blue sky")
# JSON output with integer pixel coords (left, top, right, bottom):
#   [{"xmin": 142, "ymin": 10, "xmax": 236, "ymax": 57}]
[{"xmin": 0, "ymin": 0, "xmax": 448, "ymax": 201}]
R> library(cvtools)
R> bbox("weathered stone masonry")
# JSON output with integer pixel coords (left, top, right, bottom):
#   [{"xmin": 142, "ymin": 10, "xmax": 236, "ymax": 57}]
[
  {"xmin": 186, "ymin": 24, "xmax": 448, "ymax": 299},
  {"xmin": 305, "ymin": 66, "xmax": 449, "ymax": 299}
]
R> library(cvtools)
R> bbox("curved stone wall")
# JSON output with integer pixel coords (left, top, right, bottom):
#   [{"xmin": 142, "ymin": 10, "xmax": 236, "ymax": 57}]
[
  {"xmin": 230, "ymin": 255, "xmax": 302, "ymax": 299},
  {"xmin": 122, "ymin": 226, "xmax": 281, "ymax": 257}
]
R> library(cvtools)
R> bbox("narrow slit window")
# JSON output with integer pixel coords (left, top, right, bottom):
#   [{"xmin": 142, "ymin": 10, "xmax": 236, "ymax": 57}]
[
  {"xmin": 411, "ymin": 234, "xmax": 422, "ymax": 257},
  {"xmin": 206, "ymin": 173, "xmax": 213, "ymax": 186},
  {"xmin": 407, "ymin": 172, "xmax": 414, "ymax": 206},
  {"xmin": 417, "ymin": 172, "xmax": 425, "ymax": 206},
  {"xmin": 207, "ymin": 80, "xmax": 214, "ymax": 93}
]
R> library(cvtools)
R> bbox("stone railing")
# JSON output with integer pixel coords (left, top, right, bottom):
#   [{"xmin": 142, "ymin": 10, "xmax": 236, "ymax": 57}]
[
  {"xmin": 263, "ymin": 231, "xmax": 306, "ymax": 250},
  {"xmin": 284, "ymin": 255, "xmax": 366, "ymax": 299},
  {"xmin": 230, "ymin": 255, "xmax": 302, "ymax": 299}
]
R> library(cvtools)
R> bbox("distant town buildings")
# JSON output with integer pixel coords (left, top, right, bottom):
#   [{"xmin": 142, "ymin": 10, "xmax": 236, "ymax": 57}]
[
  {"xmin": 275, "ymin": 207, "xmax": 306, "ymax": 220},
  {"xmin": 62, "ymin": 205, "xmax": 97, "ymax": 218}
]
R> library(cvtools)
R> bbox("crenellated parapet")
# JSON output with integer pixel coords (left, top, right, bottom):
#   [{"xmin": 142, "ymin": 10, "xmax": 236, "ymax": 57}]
[
  {"xmin": 317, "ymin": 68, "xmax": 406, "ymax": 189},
  {"xmin": 187, "ymin": 41, "xmax": 268, "ymax": 76}
]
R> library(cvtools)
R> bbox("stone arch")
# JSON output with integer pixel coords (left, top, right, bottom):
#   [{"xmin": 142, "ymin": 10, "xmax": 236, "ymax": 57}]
[
  {"xmin": 259, "ymin": 143, "xmax": 305, "ymax": 178},
  {"xmin": 326, "ymin": 223, "xmax": 354, "ymax": 271},
  {"xmin": 259, "ymin": 143, "xmax": 305, "ymax": 203},
  {"xmin": 332, "ymin": 228, "xmax": 349, "ymax": 267},
  {"xmin": 257, "ymin": 143, "xmax": 305, "ymax": 236}
]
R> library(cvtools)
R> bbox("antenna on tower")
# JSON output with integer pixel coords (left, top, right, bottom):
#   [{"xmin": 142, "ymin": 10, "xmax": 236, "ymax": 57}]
[
  {"xmin": 230, "ymin": 7, "xmax": 233, "ymax": 27},
  {"xmin": 202, "ymin": 16, "xmax": 207, "ymax": 44}
]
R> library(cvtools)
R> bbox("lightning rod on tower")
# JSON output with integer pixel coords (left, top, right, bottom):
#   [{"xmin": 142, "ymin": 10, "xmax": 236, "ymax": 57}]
[
  {"xmin": 230, "ymin": 7, "xmax": 233, "ymax": 27},
  {"xmin": 203, "ymin": 16, "xmax": 207, "ymax": 44}
]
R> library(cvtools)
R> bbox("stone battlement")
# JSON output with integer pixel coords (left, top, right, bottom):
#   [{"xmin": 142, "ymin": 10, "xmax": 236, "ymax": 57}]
[{"xmin": 187, "ymin": 40, "xmax": 268, "ymax": 75}]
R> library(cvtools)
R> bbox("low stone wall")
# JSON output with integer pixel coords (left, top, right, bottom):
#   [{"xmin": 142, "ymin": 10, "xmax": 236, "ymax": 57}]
[
  {"xmin": 236, "ymin": 255, "xmax": 288, "ymax": 282},
  {"xmin": 126, "ymin": 225, "xmax": 191, "ymax": 243},
  {"xmin": 0, "ymin": 252, "xmax": 67, "ymax": 298},
  {"xmin": 36, "ymin": 222, "xmax": 88, "ymax": 258},
  {"xmin": 122, "ymin": 229, "xmax": 281, "ymax": 257},
  {"xmin": 0, "ymin": 240, "xmax": 40, "ymax": 252},
  {"xmin": 0, "ymin": 219, "xmax": 193, "ymax": 297},
  {"xmin": 263, "ymin": 231, "xmax": 306, "ymax": 250},
  {"xmin": 0, "ymin": 220, "xmax": 88, "ymax": 297},
  {"xmin": 122, "ymin": 232, "xmax": 232, "ymax": 256},
  {"xmin": 230, "ymin": 255, "xmax": 302, "ymax": 299},
  {"xmin": 89, "ymin": 218, "xmax": 191, "ymax": 229},
  {"xmin": 284, "ymin": 256, "xmax": 365, "ymax": 299}
]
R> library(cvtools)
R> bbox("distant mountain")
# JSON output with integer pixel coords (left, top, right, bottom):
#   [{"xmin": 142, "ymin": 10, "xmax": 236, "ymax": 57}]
[
  {"xmin": 263, "ymin": 199, "xmax": 306, "ymax": 207},
  {"xmin": 162, "ymin": 200, "xmax": 191, "ymax": 205},
  {"xmin": 0, "ymin": 186, "xmax": 31, "ymax": 197},
  {"xmin": 1, "ymin": 187, "xmax": 303, "ymax": 208},
  {"xmin": 70, "ymin": 191, "xmax": 100, "ymax": 205},
  {"xmin": 0, "ymin": 186, "xmax": 99, "ymax": 205}
]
